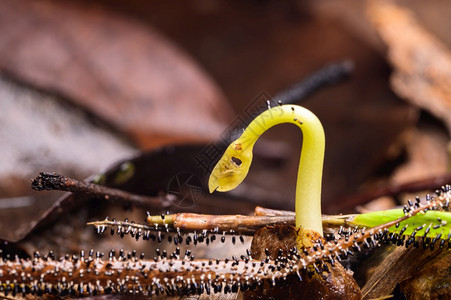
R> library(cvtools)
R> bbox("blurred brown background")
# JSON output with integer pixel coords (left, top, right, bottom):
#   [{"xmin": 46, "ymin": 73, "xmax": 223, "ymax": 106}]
[{"xmin": 1, "ymin": 0, "xmax": 451, "ymax": 244}]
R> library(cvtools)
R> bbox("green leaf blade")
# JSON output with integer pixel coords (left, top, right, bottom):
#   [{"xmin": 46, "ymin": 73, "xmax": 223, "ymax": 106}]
[{"xmin": 351, "ymin": 209, "xmax": 451, "ymax": 239}]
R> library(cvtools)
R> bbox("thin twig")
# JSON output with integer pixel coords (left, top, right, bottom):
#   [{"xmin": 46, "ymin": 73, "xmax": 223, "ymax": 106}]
[
  {"xmin": 31, "ymin": 172, "xmax": 172, "ymax": 208},
  {"xmin": 151, "ymin": 213, "xmax": 297, "ymax": 234},
  {"xmin": 274, "ymin": 60, "xmax": 354, "ymax": 105},
  {"xmin": 89, "ymin": 214, "xmax": 294, "ymax": 235},
  {"xmin": 88, "ymin": 211, "xmax": 356, "ymax": 236}
]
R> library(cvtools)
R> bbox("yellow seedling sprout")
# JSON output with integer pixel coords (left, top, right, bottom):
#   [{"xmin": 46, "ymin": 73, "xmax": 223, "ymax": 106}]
[{"xmin": 209, "ymin": 104, "xmax": 325, "ymax": 236}]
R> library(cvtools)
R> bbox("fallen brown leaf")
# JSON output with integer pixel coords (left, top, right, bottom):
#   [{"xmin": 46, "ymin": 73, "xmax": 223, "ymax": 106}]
[
  {"xmin": 391, "ymin": 127, "xmax": 449, "ymax": 185},
  {"xmin": 0, "ymin": 0, "xmax": 233, "ymax": 149},
  {"xmin": 368, "ymin": 0, "xmax": 451, "ymax": 134}
]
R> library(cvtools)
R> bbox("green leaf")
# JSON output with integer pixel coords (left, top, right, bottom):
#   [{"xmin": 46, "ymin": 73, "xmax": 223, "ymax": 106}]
[{"xmin": 351, "ymin": 209, "xmax": 451, "ymax": 238}]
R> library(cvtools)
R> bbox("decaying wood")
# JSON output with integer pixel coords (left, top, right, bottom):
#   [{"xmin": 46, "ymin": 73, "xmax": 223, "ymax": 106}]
[
  {"xmin": 246, "ymin": 225, "xmax": 361, "ymax": 299},
  {"xmin": 399, "ymin": 247, "xmax": 451, "ymax": 299},
  {"xmin": 367, "ymin": 0, "xmax": 451, "ymax": 133},
  {"xmin": 362, "ymin": 243, "xmax": 449, "ymax": 299}
]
